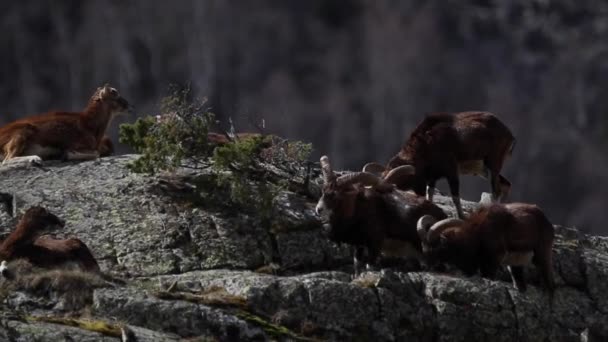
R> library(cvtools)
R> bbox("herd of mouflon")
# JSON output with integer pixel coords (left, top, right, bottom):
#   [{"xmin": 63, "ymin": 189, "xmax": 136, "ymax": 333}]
[{"xmin": 0, "ymin": 84, "xmax": 556, "ymax": 299}]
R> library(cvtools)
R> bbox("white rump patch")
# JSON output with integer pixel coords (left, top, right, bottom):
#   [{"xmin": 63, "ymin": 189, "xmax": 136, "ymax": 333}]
[{"xmin": 501, "ymin": 251, "xmax": 534, "ymax": 266}]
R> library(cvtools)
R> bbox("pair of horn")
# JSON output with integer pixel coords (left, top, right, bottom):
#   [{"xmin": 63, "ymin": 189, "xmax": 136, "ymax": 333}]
[
  {"xmin": 320, "ymin": 156, "xmax": 386, "ymax": 188},
  {"xmin": 95, "ymin": 83, "xmax": 114, "ymax": 100},
  {"xmin": 416, "ymin": 215, "xmax": 464, "ymax": 243},
  {"xmin": 362, "ymin": 162, "xmax": 416, "ymax": 185}
]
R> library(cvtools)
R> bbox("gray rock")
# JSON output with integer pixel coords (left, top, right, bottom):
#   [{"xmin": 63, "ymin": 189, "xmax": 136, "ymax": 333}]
[
  {"xmin": 0, "ymin": 155, "xmax": 606, "ymax": 341},
  {"xmin": 0, "ymin": 315, "xmax": 179, "ymax": 342},
  {"xmin": 93, "ymin": 287, "xmax": 268, "ymax": 340}
]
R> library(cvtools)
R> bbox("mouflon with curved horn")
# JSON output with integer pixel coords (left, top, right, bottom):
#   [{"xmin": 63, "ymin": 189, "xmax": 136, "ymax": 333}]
[
  {"xmin": 316, "ymin": 155, "xmax": 447, "ymax": 275},
  {"xmin": 416, "ymin": 202, "xmax": 555, "ymax": 294}
]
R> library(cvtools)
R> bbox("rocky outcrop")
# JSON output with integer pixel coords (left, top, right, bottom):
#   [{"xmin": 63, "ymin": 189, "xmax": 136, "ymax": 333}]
[{"xmin": 0, "ymin": 155, "xmax": 606, "ymax": 341}]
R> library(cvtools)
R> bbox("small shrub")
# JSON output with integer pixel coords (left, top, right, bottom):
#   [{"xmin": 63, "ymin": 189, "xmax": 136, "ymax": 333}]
[
  {"xmin": 260, "ymin": 136, "xmax": 313, "ymax": 173},
  {"xmin": 119, "ymin": 86, "xmax": 313, "ymax": 219},
  {"xmin": 119, "ymin": 85, "xmax": 216, "ymax": 173},
  {"xmin": 212, "ymin": 135, "xmax": 283, "ymax": 219}
]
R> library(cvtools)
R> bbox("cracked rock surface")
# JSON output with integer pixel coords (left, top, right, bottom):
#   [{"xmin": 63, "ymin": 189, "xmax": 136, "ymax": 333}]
[{"xmin": 0, "ymin": 155, "xmax": 606, "ymax": 341}]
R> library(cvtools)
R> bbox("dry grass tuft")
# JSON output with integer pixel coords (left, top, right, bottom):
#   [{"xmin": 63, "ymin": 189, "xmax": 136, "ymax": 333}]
[
  {"xmin": 351, "ymin": 272, "xmax": 381, "ymax": 288},
  {"xmin": 254, "ymin": 263, "xmax": 281, "ymax": 275},
  {"xmin": 26, "ymin": 315, "xmax": 124, "ymax": 338},
  {"xmin": 0, "ymin": 259, "xmax": 111, "ymax": 310},
  {"xmin": 154, "ymin": 286, "xmax": 249, "ymax": 309},
  {"xmin": 154, "ymin": 285, "xmax": 324, "ymax": 341}
]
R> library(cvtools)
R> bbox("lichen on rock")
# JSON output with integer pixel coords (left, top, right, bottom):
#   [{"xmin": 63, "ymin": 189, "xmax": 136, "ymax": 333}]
[{"xmin": 0, "ymin": 155, "xmax": 607, "ymax": 341}]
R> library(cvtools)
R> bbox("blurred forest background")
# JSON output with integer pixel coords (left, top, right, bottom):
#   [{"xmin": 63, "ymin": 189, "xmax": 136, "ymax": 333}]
[{"xmin": 1, "ymin": 0, "xmax": 607, "ymax": 234}]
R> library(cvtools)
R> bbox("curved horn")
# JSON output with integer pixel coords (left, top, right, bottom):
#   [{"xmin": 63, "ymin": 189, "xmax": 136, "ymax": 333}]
[
  {"xmin": 417, "ymin": 215, "xmax": 437, "ymax": 242},
  {"xmin": 426, "ymin": 218, "xmax": 464, "ymax": 243},
  {"xmin": 383, "ymin": 165, "xmax": 416, "ymax": 185},
  {"xmin": 320, "ymin": 156, "xmax": 335, "ymax": 184},
  {"xmin": 101, "ymin": 84, "xmax": 111, "ymax": 97},
  {"xmin": 362, "ymin": 162, "xmax": 386, "ymax": 175},
  {"xmin": 336, "ymin": 171, "xmax": 382, "ymax": 187},
  {"xmin": 96, "ymin": 84, "xmax": 111, "ymax": 100}
]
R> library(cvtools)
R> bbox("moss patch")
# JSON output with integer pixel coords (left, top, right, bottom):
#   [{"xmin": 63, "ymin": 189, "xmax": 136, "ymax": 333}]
[
  {"xmin": 235, "ymin": 310, "xmax": 322, "ymax": 342},
  {"xmin": 26, "ymin": 316, "xmax": 123, "ymax": 338},
  {"xmin": 154, "ymin": 286, "xmax": 321, "ymax": 341},
  {"xmin": 154, "ymin": 287, "xmax": 249, "ymax": 309}
]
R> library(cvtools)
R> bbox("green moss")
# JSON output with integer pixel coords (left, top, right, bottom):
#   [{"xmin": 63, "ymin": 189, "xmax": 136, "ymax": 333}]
[
  {"xmin": 26, "ymin": 316, "xmax": 123, "ymax": 337},
  {"xmin": 153, "ymin": 286, "xmax": 320, "ymax": 341},
  {"xmin": 234, "ymin": 310, "xmax": 321, "ymax": 342},
  {"xmin": 132, "ymin": 278, "xmax": 161, "ymax": 293}
]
